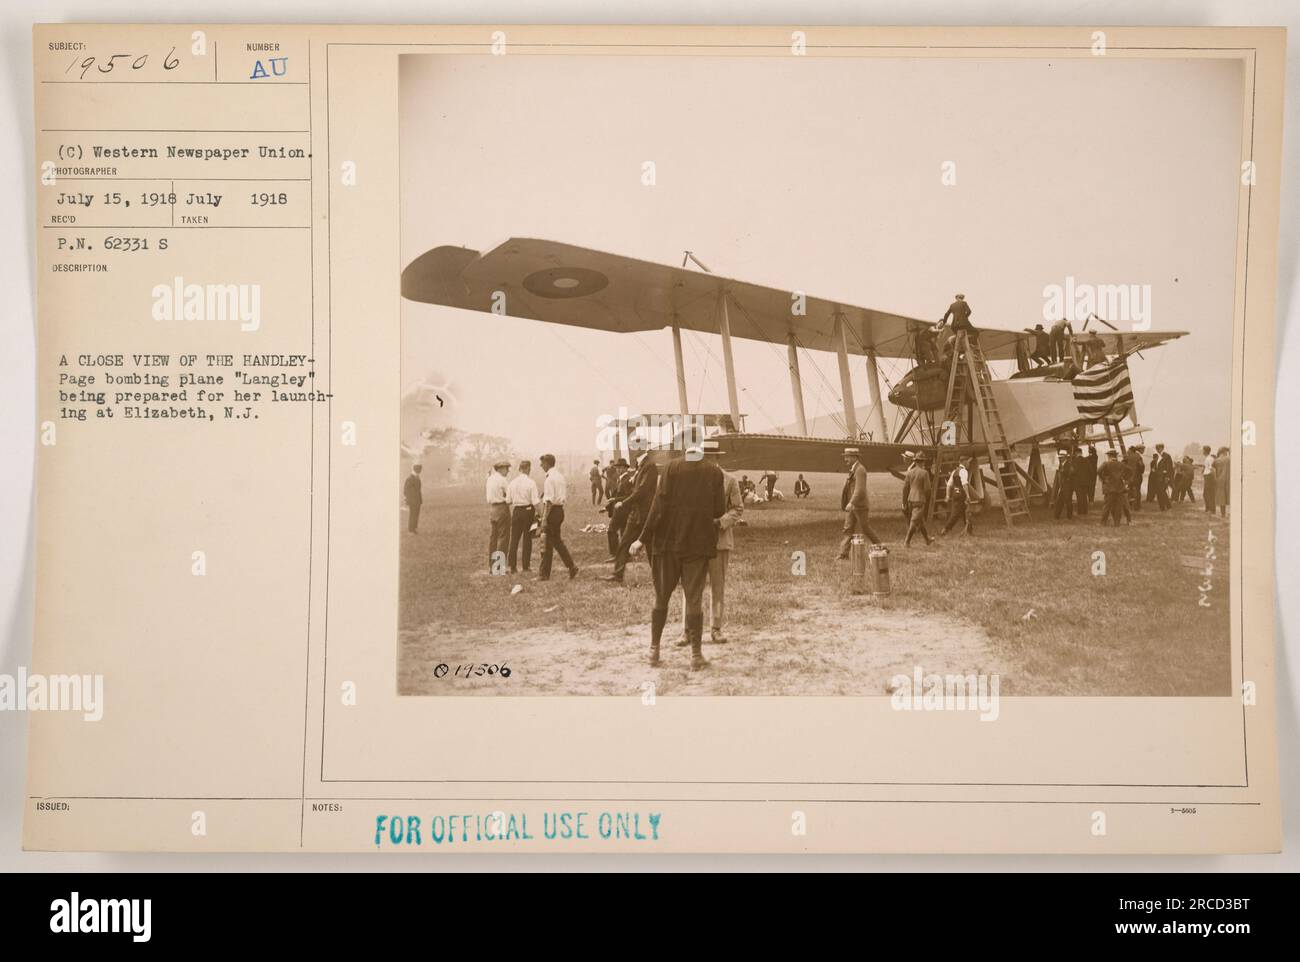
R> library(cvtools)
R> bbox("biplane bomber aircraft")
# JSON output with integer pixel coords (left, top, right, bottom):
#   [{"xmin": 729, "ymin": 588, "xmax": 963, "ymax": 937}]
[{"xmin": 401, "ymin": 237, "xmax": 1187, "ymax": 526}]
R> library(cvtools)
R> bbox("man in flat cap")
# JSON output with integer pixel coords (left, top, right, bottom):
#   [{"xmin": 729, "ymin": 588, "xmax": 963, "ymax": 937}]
[
  {"xmin": 902, "ymin": 452, "xmax": 935, "ymax": 547},
  {"xmin": 485, "ymin": 459, "xmax": 512, "ymax": 572},
  {"xmin": 1098, "ymin": 448, "xmax": 1129, "ymax": 526}
]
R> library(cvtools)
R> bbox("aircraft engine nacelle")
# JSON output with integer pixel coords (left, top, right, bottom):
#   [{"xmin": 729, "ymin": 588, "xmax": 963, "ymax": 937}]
[{"xmin": 888, "ymin": 363, "xmax": 968, "ymax": 411}]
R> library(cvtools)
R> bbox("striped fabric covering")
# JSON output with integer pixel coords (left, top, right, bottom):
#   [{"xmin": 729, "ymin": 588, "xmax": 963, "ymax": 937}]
[{"xmin": 1072, "ymin": 356, "xmax": 1134, "ymax": 421}]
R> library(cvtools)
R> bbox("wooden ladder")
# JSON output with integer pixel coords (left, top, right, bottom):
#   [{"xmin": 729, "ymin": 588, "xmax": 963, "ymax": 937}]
[
  {"xmin": 929, "ymin": 332, "xmax": 1030, "ymax": 526},
  {"xmin": 929, "ymin": 335, "xmax": 969, "ymax": 519},
  {"xmin": 962, "ymin": 333, "xmax": 1030, "ymax": 525}
]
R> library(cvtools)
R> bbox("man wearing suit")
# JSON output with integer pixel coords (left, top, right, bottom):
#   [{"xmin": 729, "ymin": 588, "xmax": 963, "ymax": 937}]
[
  {"xmin": 1052, "ymin": 449, "xmax": 1075, "ymax": 520},
  {"xmin": 1022, "ymin": 324, "xmax": 1051, "ymax": 366},
  {"xmin": 901, "ymin": 452, "xmax": 934, "ymax": 546},
  {"xmin": 1080, "ymin": 445, "xmax": 1098, "ymax": 506},
  {"xmin": 1124, "ymin": 446, "xmax": 1145, "ymax": 512},
  {"xmin": 588, "ymin": 460, "xmax": 604, "ymax": 505},
  {"xmin": 675, "ymin": 442, "xmax": 743, "ymax": 647},
  {"xmin": 603, "ymin": 457, "xmax": 631, "ymax": 557},
  {"xmin": 602, "ymin": 460, "xmax": 621, "ymax": 505},
  {"xmin": 1153, "ymin": 443, "xmax": 1174, "ymax": 511},
  {"xmin": 1098, "ymin": 449, "xmax": 1129, "ymax": 526},
  {"xmin": 403, "ymin": 463, "xmax": 423, "ymax": 534},
  {"xmin": 837, "ymin": 447, "xmax": 883, "ymax": 558},
  {"xmin": 604, "ymin": 450, "xmax": 659, "ymax": 584},
  {"xmin": 633, "ymin": 445, "xmax": 726, "ymax": 669},
  {"xmin": 1214, "ymin": 447, "xmax": 1230, "ymax": 518},
  {"xmin": 941, "ymin": 293, "xmax": 975, "ymax": 335}
]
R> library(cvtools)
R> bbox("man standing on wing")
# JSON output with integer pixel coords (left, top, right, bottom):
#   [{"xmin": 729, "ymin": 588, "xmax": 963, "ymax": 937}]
[
  {"xmin": 941, "ymin": 293, "xmax": 976, "ymax": 336},
  {"xmin": 1048, "ymin": 317, "xmax": 1074, "ymax": 363}
]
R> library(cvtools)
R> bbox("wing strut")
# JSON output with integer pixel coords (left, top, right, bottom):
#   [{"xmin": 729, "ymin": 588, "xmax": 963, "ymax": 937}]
[
  {"xmin": 718, "ymin": 292, "xmax": 742, "ymax": 429},
  {"xmin": 833, "ymin": 309, "xmax": 858, "ymax": 438},
  {"xmin": 671, "ymin": 315, "xmax": 689, "ymax": 420},
  {"xmin": 865, "ymin": 349, "xmax": 887, "ymax": 441},
  {"xmin": 786, "ymin": 334, "xmax": 808, "ymax": 435}
]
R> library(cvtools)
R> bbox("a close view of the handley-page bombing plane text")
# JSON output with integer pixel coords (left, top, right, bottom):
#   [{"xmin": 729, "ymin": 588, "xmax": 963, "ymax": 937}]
[{"xmin": 19, "ymin": 23, "xmax": 1284, "ymax": 857}]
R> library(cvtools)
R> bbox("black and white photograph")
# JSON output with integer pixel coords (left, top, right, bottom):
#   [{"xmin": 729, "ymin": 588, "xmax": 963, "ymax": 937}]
[{"xmin": 398, "ymin": 52, "xmax": 1239, "ymax": 696}]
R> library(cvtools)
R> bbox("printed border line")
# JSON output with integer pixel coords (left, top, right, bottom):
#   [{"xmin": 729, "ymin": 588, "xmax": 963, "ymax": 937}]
[
  {"xmin": 30, "ymin": 795, "xmax": 1263, "ymax": 806},
  {"xmin": 299, "ymin": 41, "xmax": 317, "ymax": 848}
]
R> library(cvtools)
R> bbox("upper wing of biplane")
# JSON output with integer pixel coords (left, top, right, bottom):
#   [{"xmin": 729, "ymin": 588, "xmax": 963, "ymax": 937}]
[{"xmin": 401, "ymin": 237, "xmax": 1187, "ymax": 360}]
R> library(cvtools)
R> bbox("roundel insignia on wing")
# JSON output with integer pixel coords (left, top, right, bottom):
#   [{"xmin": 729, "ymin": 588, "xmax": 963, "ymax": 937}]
[{"xmin": 522, "ymin": 267, "xmax": 609, "ymax": 299}]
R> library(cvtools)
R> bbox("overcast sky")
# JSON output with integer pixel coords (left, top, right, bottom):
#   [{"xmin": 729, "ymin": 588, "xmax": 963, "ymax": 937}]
[{"xmin": 400, "ymin": 53, "xmax": 1243, "ymax": 457}]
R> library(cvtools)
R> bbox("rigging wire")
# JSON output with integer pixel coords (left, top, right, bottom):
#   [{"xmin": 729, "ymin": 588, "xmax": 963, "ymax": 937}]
[{"xmin": 789, "ymin": 333, "xmax": 848, "ymax": 435}]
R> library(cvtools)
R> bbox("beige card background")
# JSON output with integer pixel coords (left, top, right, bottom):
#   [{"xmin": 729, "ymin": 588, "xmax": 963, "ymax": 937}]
[{"xmin": 23, "ymin": 24, "xmax": 1282, "ymax": 853}]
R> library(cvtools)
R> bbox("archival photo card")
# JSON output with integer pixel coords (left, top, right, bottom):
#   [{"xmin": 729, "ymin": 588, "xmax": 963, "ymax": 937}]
[{"xmin": 22, "ymin": 24, "xmax": 1283, "ymax": 854}]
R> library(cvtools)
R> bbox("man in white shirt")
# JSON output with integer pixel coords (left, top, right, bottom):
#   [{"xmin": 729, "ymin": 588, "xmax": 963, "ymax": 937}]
[
  {"xmin": 485, "ymin": 460, "xmax": 511, "ymax": 573},
  {"xmin": 506, "ymin": 459, "xmax": 540, "ymax": 574},
  {"xmin": 941, "ymin": 460, "xmax": 975, "ymax": 536},
  {"xmin": 537, "ymin": 453, "xmax": 579, "ymax": 581}
]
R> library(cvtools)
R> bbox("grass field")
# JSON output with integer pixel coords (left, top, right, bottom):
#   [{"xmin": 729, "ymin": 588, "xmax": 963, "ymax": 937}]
[{"xmin": 398, "ymin": 472, "xmax": 1231, "ymax": 696}]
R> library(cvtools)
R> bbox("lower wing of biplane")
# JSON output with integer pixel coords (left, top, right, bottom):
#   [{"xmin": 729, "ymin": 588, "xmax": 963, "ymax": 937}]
[{"xmin": 401, "ymin": 237, "xmax": 1187, "ymax": 469}]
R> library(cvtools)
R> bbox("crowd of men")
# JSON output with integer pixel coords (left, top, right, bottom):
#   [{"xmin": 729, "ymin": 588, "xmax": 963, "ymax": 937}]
[
  {"xmin": 402, "ymin": 444, "xmax": 742, "ymax": 669},
  {"xmin": 1047, "ymin": 441, "xmax": 1231, "ymax": 526},
  {"xmin": 398, "ymin": 422, "xmax": 1230, "ymax": 670}
]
